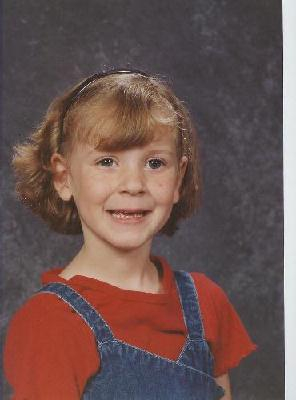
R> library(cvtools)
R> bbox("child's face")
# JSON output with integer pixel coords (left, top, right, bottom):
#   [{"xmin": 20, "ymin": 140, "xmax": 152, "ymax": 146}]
[{"xmin": 52, "ymin": 128, "xmax": 187, "ymax": 251}]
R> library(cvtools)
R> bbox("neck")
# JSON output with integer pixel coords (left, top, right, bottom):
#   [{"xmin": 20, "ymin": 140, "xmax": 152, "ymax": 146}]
[{"xmin": 60, "ymin": 238, "xmax": 162, "ymax": 293}]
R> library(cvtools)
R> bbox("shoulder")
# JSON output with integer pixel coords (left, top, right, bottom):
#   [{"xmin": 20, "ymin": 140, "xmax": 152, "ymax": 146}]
[
  {"xmin": 188, "ymin": 271, "xmax": 256, "ymax": 376},
  {"xmin": 189, "ymin": 271, "xmax": 221, "ymax": 291},
  {"xmin": 7, "ymin": 290, "xmax": 77, "ymax": 330},
  {"xmin": 188, "ymin": 271, "xmax": 240, "ymax": 330},
  {"xmin": 189, "ymin": 272, "xmax": 231, "ymax": 313},
  {"xmin": 4, "ymin": 289, "xmax": 96, "ymax": 361},
  {"xmin": 4, "ymin": 289, "xmax": 99, "ymax": 397}
]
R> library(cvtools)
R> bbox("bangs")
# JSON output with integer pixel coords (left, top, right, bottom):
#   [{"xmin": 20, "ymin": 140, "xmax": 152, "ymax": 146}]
[{"xmin": 63, "ymin": 84, "xmax": 179, "ymax": 153}]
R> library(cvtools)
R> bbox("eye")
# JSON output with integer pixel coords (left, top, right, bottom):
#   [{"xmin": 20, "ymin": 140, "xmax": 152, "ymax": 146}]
[
  {"xmin": 96, "ymin": 157, "xmax": 116, "ymax": 167},
  {"xmin": 147, "ymin": 158, "xmax": 166, "ymax": 169}
]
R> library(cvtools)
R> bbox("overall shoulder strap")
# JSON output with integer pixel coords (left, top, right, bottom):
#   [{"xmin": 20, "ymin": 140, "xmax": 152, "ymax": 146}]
[
  {"xmin": 173, "ymin": 270, "xmax": 204, "ymax": 340},
  {"xmin": 35, "ymin": 282, "xmax": 114, "ymax": 344}
]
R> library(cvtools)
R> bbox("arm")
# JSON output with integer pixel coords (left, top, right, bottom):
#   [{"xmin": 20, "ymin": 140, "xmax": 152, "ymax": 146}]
[
  {"xmin": 191, "ymin": 273, "xmax": 256, "ymax": 398},
  {"xmin": 4, "ymin": 294, "xmax": 99, "ymax": 399},
  {"xmin": 215, "ymin": 373, "xmax": 232, "ymax": 400}
]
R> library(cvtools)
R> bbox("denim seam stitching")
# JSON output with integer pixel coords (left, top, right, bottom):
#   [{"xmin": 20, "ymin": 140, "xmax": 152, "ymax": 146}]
[
  {"xmin": 99, "ymin": 337, "xmax": 214, "ymax": 381},
  {"xmin": 35, "ymin": 285, "xmax": 114, "ymax": 342},
  {"xmin": 175, "ymin": 361, "xmax": 216, "ymax": 381},
  {"xmin": 99, "ymin": 338, "xmax": 215, "ymax": 381},
  {"xmin": 187, "ymin": 272, "xmax": 205, "ymax": 339},
  {"xmin": 176, "ymin": 334, "xmax": 190, "ymax": 362},
  {"xmin": 174, "ymin": 270, "xmax": 204, "ymax": 340},
  {"xmin": 176, "ymin": 337, "xmax": 206, "ymax": 363},
  {"xmin": 99, "ymin": 338, "xmax": 185, "ymax": 363},
  {"xmin": 174, "ymin": 271, "xmax": 190, "ymax": 339}
]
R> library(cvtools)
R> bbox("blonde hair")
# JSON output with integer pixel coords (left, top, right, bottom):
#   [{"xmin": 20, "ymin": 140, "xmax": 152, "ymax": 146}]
[{"xmin": 12, "ymin": 70, "xmax": 201, "ymax": 236}]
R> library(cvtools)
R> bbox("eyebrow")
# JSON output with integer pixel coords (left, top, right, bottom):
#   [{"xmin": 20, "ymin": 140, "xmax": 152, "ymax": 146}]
[
  {"xmin": 86, "ymin": 148, "xmax": 175, "ymax": 157},
  {"xmin": 145, "ymin": 149, "xmax": 175, "ymax": 156}
]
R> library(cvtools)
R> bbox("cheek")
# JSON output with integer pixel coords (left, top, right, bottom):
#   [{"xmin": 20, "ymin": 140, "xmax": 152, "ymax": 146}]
[
  {"xmin": 71, "ymin": 176, "xmax": 108, "ymax": 207},
  {"xmin": 151, "ymin": 176, "xmax": 178, "ymax": 203}
]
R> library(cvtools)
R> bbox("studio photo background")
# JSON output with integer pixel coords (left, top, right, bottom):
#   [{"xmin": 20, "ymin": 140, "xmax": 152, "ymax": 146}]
[{"xmin": 1, "ymin": 1, "xmax": 283, "ymax": 399}]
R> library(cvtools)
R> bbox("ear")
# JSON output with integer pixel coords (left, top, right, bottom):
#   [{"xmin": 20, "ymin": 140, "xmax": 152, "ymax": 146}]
[
  {"xmin": 173, "ymin": 156, "xmax": 189, "ymax": 204},
  {"xmin": 50, "ymin": 153, "xmax": 72, "ymax": 201}
]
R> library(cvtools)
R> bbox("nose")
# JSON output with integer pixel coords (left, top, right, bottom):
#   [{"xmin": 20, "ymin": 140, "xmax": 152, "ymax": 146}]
[{"xmin": 118, "ymin": 166, "xmax": 146, "ymax": 195}]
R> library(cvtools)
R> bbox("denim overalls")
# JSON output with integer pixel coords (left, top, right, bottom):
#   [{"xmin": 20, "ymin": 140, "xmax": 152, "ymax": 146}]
[{"xmin": 37, "ymin": 270, "xmax": 224, "ymax": 399}]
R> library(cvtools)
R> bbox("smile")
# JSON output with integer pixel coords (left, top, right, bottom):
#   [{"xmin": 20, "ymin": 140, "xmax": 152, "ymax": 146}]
[{"xmin": 107, "ymin": 210, "xmax": 151, "ymax": 223}]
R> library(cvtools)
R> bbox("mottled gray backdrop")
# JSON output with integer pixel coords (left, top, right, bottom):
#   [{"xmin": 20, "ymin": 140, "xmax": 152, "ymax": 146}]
[{"xmin": 1, "ymin": 1, "xmax": 283, "ymax": 399}]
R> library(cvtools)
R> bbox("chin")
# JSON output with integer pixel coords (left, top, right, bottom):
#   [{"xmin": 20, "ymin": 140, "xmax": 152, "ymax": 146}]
[{"xmin": 106, "ymin": 235, "xmax": 152, "ymax": 252}]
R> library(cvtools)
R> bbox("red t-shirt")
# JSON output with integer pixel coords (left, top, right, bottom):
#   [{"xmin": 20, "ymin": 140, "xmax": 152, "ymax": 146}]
[{"xmin": 4, "ymin": 256, "xmax": 256, "ymax": 400}]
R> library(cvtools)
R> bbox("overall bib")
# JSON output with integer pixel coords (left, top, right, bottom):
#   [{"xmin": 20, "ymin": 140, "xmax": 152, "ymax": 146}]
[{"xmin": 37, "ymin": 271, "xmax": 225, "ymax": 399}]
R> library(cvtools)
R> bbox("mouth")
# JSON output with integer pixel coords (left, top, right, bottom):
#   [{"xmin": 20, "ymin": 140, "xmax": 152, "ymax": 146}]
[{"xmin": 107, "ymin": 209, "xmax": 151, "ymax": 222}]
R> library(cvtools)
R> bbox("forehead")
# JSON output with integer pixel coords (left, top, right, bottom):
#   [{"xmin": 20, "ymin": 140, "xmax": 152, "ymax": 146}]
[
  {"xmin": 70, "ymin": 125, "xmax": 178, "ymax": 157},
  {"xmin": 65, "ymin": 97, "xmax": 179, "ymax": 154}
]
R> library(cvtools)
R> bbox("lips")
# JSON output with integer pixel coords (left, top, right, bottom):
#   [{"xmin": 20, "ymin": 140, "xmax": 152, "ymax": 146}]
[{"xmin": 107, "ymin": 209, "xmax": 151, "ymax": 221}]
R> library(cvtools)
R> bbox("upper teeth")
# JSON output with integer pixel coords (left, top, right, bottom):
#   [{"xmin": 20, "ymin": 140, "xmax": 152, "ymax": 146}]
[
  {"xmin": 112, "ymin": 210, "xmax": 145, "ymax": 214},
  {"xmin": 110, "ymin": 210, "xmax": 146, "ymax": 219}
]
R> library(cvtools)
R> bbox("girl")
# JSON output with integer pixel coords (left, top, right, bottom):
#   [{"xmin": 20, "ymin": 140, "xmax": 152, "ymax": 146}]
[{"xmin": 4, "ymin": 69, "xmax": 256, "ymax": 399}]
